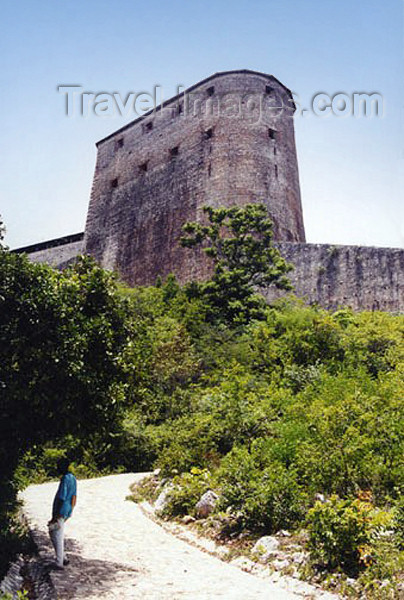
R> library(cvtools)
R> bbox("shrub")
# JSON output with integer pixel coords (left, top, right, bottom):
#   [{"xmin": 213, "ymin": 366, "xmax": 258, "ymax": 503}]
[
  {"xmin": 154, "ymin": 413, "xmax": 221, "ymax": 476},
  {"xmin": 306, "ymin": 494, "xmax": 393, "ymax": 573},
  {"xmin": 129, "ymin": 475, "xmax": 161, "ymax": 504},
  {"xmin": 217, "ymin": 446, "xmax": 306, "ymax": 532},
  {"xmin": 161, "ymin": 468, "xmax": 213, "ymax": 517},
  {"xmin": 356, "ymin": 533, "xmax": 404, "ymax": 593},
  {"xmin": 244, "ymin": 465, "xmax": 306, "ymax": 532},
  {"xmin": 393, "ymin": 496, "xmax": 404, "ymax": 549}
]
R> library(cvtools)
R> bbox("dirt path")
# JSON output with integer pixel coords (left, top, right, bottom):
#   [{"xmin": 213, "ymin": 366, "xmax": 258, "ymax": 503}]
[{"xmin": 21, "ymin": 474, "xmax": 335, "ymax": 600}]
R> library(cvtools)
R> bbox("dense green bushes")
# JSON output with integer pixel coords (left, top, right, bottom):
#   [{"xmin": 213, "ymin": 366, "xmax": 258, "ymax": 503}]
[
  {"xmin": 1, "ymin": 229, "xmax": 403, "ymax": 590},
  {"xmin": 145, "ymin": 300, "xmax": 403, "ymax": 509},
  {"xmin": 217, "ymin": 445, "xmax": 306, "ymax": 531},
  {"xmin": 0, "ymin": 251, "xmax": 132, "ymax": 575},
  {"xmin": 160, "ymin": 468, "xmax": 213, "ymax": 518},
  {"xmin": 119, "ymin": 286, "xmax": 403, "ymax": 591},
  {"xmin": 305, "ymin": 494, "xmax": 404, "ymax": 595},
  {"xmin": 306, "ymin": 495, "xmax": 393, "ymax": 572}
]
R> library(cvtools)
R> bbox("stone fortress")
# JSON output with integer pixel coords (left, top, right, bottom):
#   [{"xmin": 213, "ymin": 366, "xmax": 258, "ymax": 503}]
[{"xmin": 15, "ymin": 70, "xmax": 404, "ymax": 312}]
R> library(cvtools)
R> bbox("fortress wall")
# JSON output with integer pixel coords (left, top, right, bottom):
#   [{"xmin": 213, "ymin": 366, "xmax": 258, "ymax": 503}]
[
  {"xmin": 13, "ymin": 234, "xmax": 84, "ymax": 269},
  {"xmin": 84, "ymin": 70, "xmax": 305, "ymax": 287},
  {"xmin": 18, "ymin": 238, "xmax": 404, "ymax": 313},
  {"xmin": 13, "ymin": 71, "xmax": 403, "ymax": 313},
  {"xmin": 268, "ymin": 243, "xmax": 404, "ymax": 312}
]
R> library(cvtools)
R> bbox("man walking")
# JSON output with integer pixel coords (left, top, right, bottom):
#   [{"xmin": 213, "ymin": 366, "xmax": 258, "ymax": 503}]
[{"xmin": 48, "ymin": 457, "xmax": 77, "ymax": 569}]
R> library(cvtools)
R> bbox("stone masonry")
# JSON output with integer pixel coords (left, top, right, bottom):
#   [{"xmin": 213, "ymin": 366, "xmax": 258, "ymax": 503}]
[
  {"xmin": 14, "ymin": 70, "xmax": 404, "ymax": 312},
  {"xmin": 12, "ymin": 233, "xmax": 84, "ymax": 269},
  {"xmin": 84, "ymin": 70, "xmax": 305, "ymax": 286},
  {"xmin": 271, "ymin": 243, "xmax": 404, "ymax": 312}
]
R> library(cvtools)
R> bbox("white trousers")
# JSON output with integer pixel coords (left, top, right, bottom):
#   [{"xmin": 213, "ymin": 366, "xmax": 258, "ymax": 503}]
[{"xmin": 49, "ymin": 518, "xmax": 65, "ymax": 567}]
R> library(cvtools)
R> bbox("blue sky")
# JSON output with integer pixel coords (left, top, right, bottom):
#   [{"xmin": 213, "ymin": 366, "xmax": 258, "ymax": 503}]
[{"xmin": 1, "ymin": 0, "xmax": 403, "ymax": 249}]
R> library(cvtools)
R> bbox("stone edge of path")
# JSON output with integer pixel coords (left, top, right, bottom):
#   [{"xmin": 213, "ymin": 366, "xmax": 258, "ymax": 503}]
[
  {"xmin": 135, "ymin": 499, "xmax": 340, "ymax": 600},
  {"xmin": 0, "ymin": 555, "xmax": 26, "ymax": 597},
  {"xmin": 0, "ymin": 528, "xmax": 57, "ymax": 600}
]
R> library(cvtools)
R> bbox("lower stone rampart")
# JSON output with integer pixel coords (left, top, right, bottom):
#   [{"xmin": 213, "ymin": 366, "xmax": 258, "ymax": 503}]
[
  {"xmin": 270, "ymin": 242, "xmax": 404, "ymax": 312},
  {"xmin": 19, "ymin": 237, "xmax": 404, "ymax": 313},
  {"xmin": 12, "ymin": 233, "xmax": 84, "ymax": 269}
]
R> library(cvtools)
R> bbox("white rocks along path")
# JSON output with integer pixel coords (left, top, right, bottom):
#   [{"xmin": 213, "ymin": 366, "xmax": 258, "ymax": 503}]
[{"xmin": 21, "ymin": 474, "xmax": 333, "ymax": 600}]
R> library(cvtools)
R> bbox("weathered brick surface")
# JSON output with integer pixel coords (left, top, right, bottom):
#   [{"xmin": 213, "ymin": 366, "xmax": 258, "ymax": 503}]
[
  {"xmin": 84, "ymin": 70, "xmax": 305, "ymax": 286},
  {"xmin": 22, "ymin": 238, "xmax": 404, "ymax": 312},
  {"xmin": 270, "ymin": 243, "xmax": 404, "ymax": 312}
]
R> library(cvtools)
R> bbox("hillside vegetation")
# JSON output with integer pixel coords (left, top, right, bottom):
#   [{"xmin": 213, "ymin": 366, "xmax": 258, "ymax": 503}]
[
  {"xmin": 1, "ymin": 207, "xmax": 403, "ymax": 596},
  {"xmin": 19, "ymin": 275, "xmax": 403, "ymax": 594}
]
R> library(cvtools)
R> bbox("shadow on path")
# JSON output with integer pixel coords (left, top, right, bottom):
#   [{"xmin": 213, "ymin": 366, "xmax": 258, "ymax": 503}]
[{"xmin": 33, "ymin": 530, "xmax": 142, "ymax": 600}]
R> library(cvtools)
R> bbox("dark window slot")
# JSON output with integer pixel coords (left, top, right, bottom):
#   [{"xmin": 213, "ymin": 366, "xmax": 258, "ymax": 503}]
[{"xmin": 115, "ymin": 138, "xmax": 124, "ymax": 150}]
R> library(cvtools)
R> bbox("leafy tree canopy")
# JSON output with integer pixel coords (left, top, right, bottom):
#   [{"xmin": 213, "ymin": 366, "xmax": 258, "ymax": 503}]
[
  {"xmin": 180, "ymin": 203, "xmax": 293, "ymax": 324},
  {"xmin": 0, "ymin": 250, "xmax": 133, "ymax": 565}
]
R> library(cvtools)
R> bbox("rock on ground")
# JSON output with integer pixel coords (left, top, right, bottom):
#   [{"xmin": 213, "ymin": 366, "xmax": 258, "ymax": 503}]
[
  {"xmin": 195, "ymin": 490, "xmax": 218, "ymax": 518},
  {"xmin": 252, "ymin": 536, "xmax": 280, "ymax": 560}
]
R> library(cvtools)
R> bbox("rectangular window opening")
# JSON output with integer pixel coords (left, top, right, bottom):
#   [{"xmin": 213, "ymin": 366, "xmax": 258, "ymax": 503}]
[
  {"xmin": 170, "ymin": 146, "xmax": 179, "ymax": 157},
  {"xmin": 207, "ymin": 86, "xmax": 215, "ymax": 96},
  {"xmin": 265, "ymin": 85, "xmax": 274, "ymax": 94},
  {"xmin": 178, "ymin": 103, "xmax": 183, "ymax": 115},
  {"xmin": 268, "ymin": 128, "xmax": 277, "ymax": 140},
  {"xmin": 140, "ymin": 162, "xmax": 148, "ymax": 172},
  {"xmin": 275, "ymin": 165, "xmax": 278, "ymax": 178},
  {"xmin": 111, "ymin": 178, "xmax": 118, "ymax": 189},
  {"xmin": 204, "ymin": 128, "xmax": 213, "ymax": 139},
  {"xmin": 115, "ymin": 137, "xmax": 124, "ymax": 150}
]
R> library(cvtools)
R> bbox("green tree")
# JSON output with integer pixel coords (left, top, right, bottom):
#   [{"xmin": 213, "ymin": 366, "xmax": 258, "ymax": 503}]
[
  {"xmin": 181, "ymin": 204, "xmax": 292, "ymax": 324},
  {"xmin": 0, "ymin": 251, "xmax": 131, "ymax": 573}
]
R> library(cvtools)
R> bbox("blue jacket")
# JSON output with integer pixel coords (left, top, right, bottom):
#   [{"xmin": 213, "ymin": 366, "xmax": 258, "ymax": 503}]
[{"xmin": 53, "ymin": 472, "xmax": 77, "ymax": 519}]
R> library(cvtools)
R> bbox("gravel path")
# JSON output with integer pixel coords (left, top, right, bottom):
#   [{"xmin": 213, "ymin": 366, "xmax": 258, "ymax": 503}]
[{"xmin": 21, "ymin": 474, "xmax": 329, "ymax": 600}]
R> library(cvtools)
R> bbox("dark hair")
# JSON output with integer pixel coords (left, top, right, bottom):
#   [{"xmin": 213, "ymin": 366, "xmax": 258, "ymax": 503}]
[{"xmin": 57, "ymin": 458, "xmax": 70, "ymax": 474}]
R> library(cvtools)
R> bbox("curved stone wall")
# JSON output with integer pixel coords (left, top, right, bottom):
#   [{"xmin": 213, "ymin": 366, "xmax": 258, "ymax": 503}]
[{"xmin": 84, "ymin": 70, "xmax": 305, "ymax": 286}]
